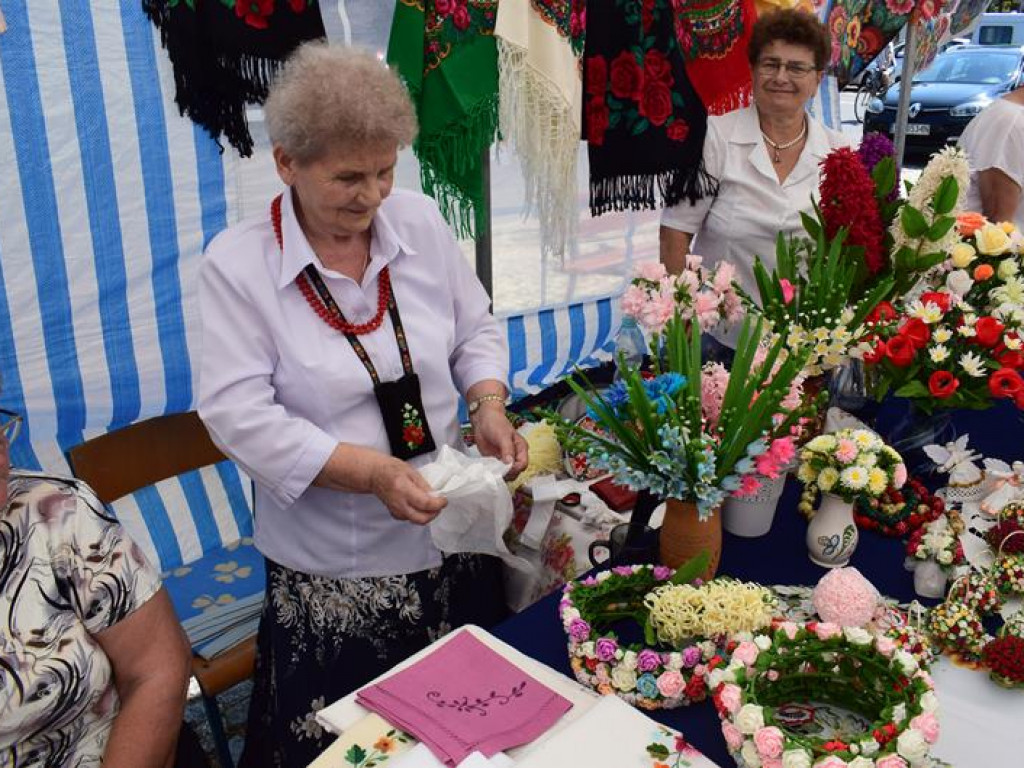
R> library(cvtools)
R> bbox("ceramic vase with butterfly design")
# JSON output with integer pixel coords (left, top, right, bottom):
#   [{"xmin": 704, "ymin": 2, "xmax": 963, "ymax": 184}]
[{"xmin": 806, "ymin": 492, "xmax": 858, "ymax": 568}]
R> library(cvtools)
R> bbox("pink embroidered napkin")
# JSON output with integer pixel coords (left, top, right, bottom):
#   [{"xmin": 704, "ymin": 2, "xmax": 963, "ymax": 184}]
[{"xmin": 356, "ymin": 632, "xmax": 572, "ymax": 766}]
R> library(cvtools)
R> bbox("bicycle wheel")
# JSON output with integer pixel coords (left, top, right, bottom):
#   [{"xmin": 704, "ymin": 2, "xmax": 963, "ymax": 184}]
[{"xmin": 854, "ymin": 83, "xmax": 872, "ymax": 123}]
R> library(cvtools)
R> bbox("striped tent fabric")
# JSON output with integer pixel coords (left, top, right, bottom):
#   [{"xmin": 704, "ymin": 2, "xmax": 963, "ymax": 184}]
[{"xmin": 0, "ymin": 0, "xmax": 251, "ymax": 573}]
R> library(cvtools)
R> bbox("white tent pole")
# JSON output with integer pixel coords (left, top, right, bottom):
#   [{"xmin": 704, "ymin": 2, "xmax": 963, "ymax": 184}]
[{"xmin": 894, "ymin": 19, "xmax": 919, "ymax": 164}]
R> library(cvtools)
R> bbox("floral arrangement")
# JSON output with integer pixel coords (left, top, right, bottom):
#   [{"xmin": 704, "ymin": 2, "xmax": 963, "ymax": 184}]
[
  {"xmin": 643, "ymin": 579, "xmax": 777, "ymax": 647},
  {"xmin": 854, "ymin": 477, "xmax": 944, "ymax": 537},
  {"xmin": 928, "ymin": 600, "xmax": 990, "ymax": 660},
  {"xmin": 551, "ymin": 315, "xmax": 808, "ymax": 520},
  {"xmin": 622, "ymin": 259, "xmax": 743, "ymax": 336},
  {"xmin": 981, "ymin": 634, "xmax": 1024, "ymax": 689},
  {"xmin": 712, "ymin": 622, "xmax": 939, "ymax": 768},
  {"xmin": 796, "ymin": 429, "xmax": 906, "ymax": 503},
  {"xmin": 885, "ymin": 617, "xmax": 939, "ymax": 668},
  {"xmin": 559, "ymin": 563, "xmax": 727, "ymax": 710},
  {"xmin": 942, "ymin": 213, "xmax": 1024, "ymax": 324},
  {"xmin": 905, "ymin": 512, "xmax": 965, "ymax": 571}
]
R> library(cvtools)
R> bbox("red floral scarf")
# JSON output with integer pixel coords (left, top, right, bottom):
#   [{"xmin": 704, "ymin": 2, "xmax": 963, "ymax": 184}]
[
  {"xmin": 583, "ymin": 0, "xmax": 717, "ymax": 216},
  {"xmin": 143, "ymin": 0, "xmax": 326, "ymax": 157}
]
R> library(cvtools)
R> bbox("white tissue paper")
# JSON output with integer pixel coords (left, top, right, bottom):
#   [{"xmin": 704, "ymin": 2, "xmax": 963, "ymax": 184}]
[{"xmin": 421, "ymin": 445, "xmax": 534, "ymax": 573}]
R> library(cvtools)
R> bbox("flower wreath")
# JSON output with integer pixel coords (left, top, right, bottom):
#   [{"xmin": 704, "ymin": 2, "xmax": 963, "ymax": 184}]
[
  {"xmin": 853, "ymin": 478, "xmax": 944, "ymax": 538},
  {"xmin": 712, "ymin": 621, "xmax": 939, "ymax": 768},
  {"xmin": 559, "ymin": 564, "xmax": 727, "ymax": 710}
]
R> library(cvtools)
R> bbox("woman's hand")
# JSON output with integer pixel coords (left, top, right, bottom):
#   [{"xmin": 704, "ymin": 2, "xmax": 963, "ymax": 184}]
[
  {"xmin": 370, "ymin": 456, "xmax": 447, "ymax": 525},
  {"xmin": 472, "ymin": 405, "xmax": 529, "ymax": 480}
]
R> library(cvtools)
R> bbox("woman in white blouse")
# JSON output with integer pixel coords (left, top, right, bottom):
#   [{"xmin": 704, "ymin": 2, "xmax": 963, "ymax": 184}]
[
  {"xmin": 660, "ymin": 9, "xmax": 849, "ymax": 342},
  {"xmin": 197, "ymin": 43, "xmax": 527, "ymax": 767}
]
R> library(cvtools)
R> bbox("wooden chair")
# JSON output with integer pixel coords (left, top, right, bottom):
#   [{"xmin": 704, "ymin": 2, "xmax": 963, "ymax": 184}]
[{"xmin": 68, "ymin": 411, "xmax": 257, "ymax": 768}]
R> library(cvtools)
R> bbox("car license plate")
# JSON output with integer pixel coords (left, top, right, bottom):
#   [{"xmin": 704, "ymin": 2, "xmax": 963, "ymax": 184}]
[{"xmin": 905, "ymin": 123, "xmax": 931, "ymax": 136}]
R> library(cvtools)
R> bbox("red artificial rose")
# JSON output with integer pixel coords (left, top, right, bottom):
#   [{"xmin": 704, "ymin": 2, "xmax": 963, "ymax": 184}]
[
  {"xmin": 643, "ymin": 49, "xmax": 673, "ymax": 86},
  {"xmin": 683, "ymin": 674, "xmax": 707, "ymax": 701},
  {"xmin": 885, "ymin": 335, "xmax": 916, "ymax": 367},
  {"xmin": 639, "ymin": 81, "xmax": 673, "ymax": 126},
  {"xmin": 236, "ymin": 0, "xmax": 275, "ymax": 29},
  {"xmin": 929, "ymin": 370, "xmax": 960, "ymax": 399},
  {"xmin": 862, "ymin": 334, "xmax": 886, "ymax": 364},
  {"xmin": 1000, "ymin": 349, "xmax": 1024, "ymax": 369},
  {"xmin": 403, "ymin": 425, "xmax": 424, "ymax": 446},
  {"xmin": 609, "ymin": 51, "xmax": 643, "ymax": 100},
  {"xmin": 666, "ymin": 119, "xmax": 690, "ymax": 142},
  {"xmin": 975, "ymin": 316, "xmax": 1006, "ymax": 348},
  {"xmin": 920, "ymin": 291, "xmax": 952, "ymax": 313},
  {"xmin": 866, "ymin": 301, "xmax": 897, "ymax": 325},
  {"xmin": 435, "ymin": 0, "xmax": 455, "ymax": 14},
  {"xmin": 586, "ymin": 55, "xmax": 608, "ymax": 97},
  {"xmin": 586, "ymin": 97, "xmax": 610, "ymax": 146},
  {"xmin": 989, "ymin": 367, "xmax": 1024, "ymax": 398},
  {"xmin": 900, "ymin": 317, "xmax": 931, "ymax": 349},
  {"xmin": 287, "ymin": 0, "xmax": 306, "ymax": 12}
]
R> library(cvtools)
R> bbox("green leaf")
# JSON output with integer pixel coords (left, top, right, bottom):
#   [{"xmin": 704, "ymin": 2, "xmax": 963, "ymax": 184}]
[
  {"xmin": 608, "ymin": 111, "xmax": 622, "ymax": 128},
  {"xmin": 669, "ymin": 549, "xmax": 710, "ymax": 585},
  {"xmin": 926, "ymin": 216, "xmax": 956, "ymax": 242},
  {"xmin": 900, "ymin": 205, "xmax": 929, "ymax": 239},
  {"xmin": 800, "ymin": 210, "xmax": 822, "ymax": 240},
  {"xmin": 932, "ymin": 176, "xmax": 959, "ymax": 216},
  {"xmin": 345, "ymin": 745, "xmax": 368, "ymax": 766},
  {"xmin": 646, "ymin": 743, "xmax": 671, "ymax": 759},
  {"xmin": 871, "ymin": 157, "xmax": 897, "ymax": 198},
  {"xmin": 631, "ymin": 118, "xmax": 650, "ymax": 135},
  {"xmin": 894, "ymin": 381, "xmax": 930, "ymax": 399}
]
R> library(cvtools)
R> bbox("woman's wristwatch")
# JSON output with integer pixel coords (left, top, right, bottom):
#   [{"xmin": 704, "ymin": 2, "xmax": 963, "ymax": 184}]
[{"xmin": 467, "ymin": 393, "xmax": 507, "ymax": 415}]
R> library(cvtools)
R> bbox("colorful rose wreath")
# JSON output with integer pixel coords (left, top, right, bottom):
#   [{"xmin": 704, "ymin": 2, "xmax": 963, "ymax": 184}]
[
  {"xmin": 559, "ymin": 564, "xmax": 732, "ymax": 710},
  {"xmin": 712, "ymin": 621, "xmax": 940, "ymax": 768}
]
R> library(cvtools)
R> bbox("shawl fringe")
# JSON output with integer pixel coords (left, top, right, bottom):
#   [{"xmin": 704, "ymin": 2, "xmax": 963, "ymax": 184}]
[{"xmin": 589, "ymin": 164, "xmax": 719, "ymax": 217}]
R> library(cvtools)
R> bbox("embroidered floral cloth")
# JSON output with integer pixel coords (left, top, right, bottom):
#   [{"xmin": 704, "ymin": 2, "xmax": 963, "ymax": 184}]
[
  {"xmin": 514, "ymin": 694, "xmax": 722, "ymax": 768},
  {"xmin": 388, "ymin": 0, "xmax": 500, "ymax": 239},
  {"xmin": 825, "ymin": 0, "xmax": 913, "ymax": 89},
  {"xmin": 356, "ymin": 631, "xmax": 573, "ymax": 765},
  {"xmin": 306, "ymin": 713, "xmax": 415, "ymax": 768},
  {"xmin": 582, "ymin": 0, "xmax": 717, "ymax": 216},
  {"xmin": 143, "ymin": 0, "xmax": 325, "ymax": 157}
]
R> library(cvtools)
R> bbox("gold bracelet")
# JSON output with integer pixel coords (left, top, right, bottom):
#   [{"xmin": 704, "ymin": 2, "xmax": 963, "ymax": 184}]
[{"xmin": 467, "ymin": 393, "xmax": 507, "ymax": 415}]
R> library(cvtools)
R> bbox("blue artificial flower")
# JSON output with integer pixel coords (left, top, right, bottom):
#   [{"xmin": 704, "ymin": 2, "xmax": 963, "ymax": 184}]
[
  {"xmin": 587, "ymin": 380, "xmax": 630, "ymax": 420},
  {"xmin": 734, "ymin": 457, "xmax": 755, "ymax": 476},
  {"xmin": 636, "ymin": 673, "xmax": 660, "ymax": 699},
  {"xmin": 644, "ymin": 374, "xmax": 688, "ymax": 413},
  {"xmin": 720, "ymin": 475, "xmax": 741, "ymax": 492},
  {"xmin": 745, "ymin": 439, "xmax": 769, "ymax": 457}
]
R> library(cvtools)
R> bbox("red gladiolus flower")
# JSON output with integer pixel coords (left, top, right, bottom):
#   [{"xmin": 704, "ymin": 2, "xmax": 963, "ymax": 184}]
[
  {"xmin": 819, "ymin": 147, "xmax": 886, "ymax": 273},
  {"xmin": 866, "ymin": 301, "xmax": 897, "ymax": 325},
  {"xmin": 920, "ymin": 291, "xmax": 952, "ymax": 313},
  {"xmin": 975, "ymin": 316, "xmax": 1006, "ymax": 348},
  {"xmin": 235, "ymin": 0, "xmax": 274, "ymax": 29},
  {"xmin": 929, "ymin": 370, "xmax": 959, "ymax": 399},
  {"xmin": 989, "ymin": 367, "xmax": 1024, "ymax": 398},
  {"xmin": 900, "ymin": 317, "xmax": 930, "ymax": 349},
  {"xmin": 885, "ymin": 335, "xmax": 916, "ymax": 367}
]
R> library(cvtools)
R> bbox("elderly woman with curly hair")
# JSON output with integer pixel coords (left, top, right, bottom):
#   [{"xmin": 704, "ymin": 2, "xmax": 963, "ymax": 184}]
[
  {"xmin": 660, "ymin": 8, "xmax": 850, "ymax": 351},
  {"xmin": 197, "ymin": 43, "xmax": 527, "ymax": 766}
]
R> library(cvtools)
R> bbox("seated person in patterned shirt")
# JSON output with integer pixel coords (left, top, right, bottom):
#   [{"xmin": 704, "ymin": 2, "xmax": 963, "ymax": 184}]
[{"xmin": 0, "ymin": 407, "xmax": 197, "ymax": 768}]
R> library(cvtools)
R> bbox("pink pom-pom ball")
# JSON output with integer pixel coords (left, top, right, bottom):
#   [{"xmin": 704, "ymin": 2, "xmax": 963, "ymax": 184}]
[{"xmin": 812, "ymin": 567, "xmax": 880, "ymax": 627}]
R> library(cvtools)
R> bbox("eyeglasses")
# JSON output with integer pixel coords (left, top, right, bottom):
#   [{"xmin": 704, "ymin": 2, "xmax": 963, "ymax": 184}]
[
  {"xmin": 756, "ymin": 58, "xmax": 820, "ymax": 79},
  {"xmin": 0, "ymin": 409, "xmax": 22, "ymax": 445}
]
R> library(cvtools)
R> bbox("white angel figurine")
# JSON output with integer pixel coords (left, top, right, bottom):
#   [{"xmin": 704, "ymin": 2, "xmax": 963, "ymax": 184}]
[
  {"xmin": 923, "ymin": 435, "xmax": 984, "ymax": 487},
  {"xmin": 980, "ymin": 458, "xmax": 1024, "ymax": 516}
]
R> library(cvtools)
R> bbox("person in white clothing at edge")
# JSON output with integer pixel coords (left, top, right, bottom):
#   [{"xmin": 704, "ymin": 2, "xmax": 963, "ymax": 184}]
[
  {"xmin": 197, "ymin": 43, "xmax": 528, "ymax": 768},
  {"xmin": 659, "ymin": 8, "xmax": 849, "ymax": 356},
  {"xmin": 959, "ymin": 86, "xmax": 1024, "ymax": 228}
]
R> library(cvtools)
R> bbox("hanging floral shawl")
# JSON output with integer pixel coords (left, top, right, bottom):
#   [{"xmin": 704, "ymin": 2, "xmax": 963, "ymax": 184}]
[
  {"xmin": 583, "ymin": 0, "xmax": 717, "ymax": 217},
  {"xmin": 825, "ymin": 0, "xmax": 918, "ymax": 89},
  {"xmin": 669, "ymin": 0, "xmax": 755, "ymax": 115},
  {"xmin": 389, "ymin": 0, "xmax": 500, "ymax": 240},
  {"xmin": 143, "ymin": 0, "xmax": 326, "ymax": 157},
  {"xmin": 496, "ymin": 0, "xmax": 586, "ymax": 260}
]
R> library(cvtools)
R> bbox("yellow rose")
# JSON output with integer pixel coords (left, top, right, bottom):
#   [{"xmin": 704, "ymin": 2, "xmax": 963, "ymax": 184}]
[
  {"xmin": 1000, "ymin": 221, "xmax": 1017, "ymax": 234},
  {"xmin": 976, "ymin": 223, "xmax": 1012, "ymax": 256},
  {"xmin": 950, "ymin": 242, "xmax": 977, "ymax": 268}
]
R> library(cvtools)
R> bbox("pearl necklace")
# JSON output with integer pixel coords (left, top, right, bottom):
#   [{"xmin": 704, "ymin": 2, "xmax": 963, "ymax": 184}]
[{"xmin": 760, "ymin": 119, "xmax": 807, "ymax": 164}]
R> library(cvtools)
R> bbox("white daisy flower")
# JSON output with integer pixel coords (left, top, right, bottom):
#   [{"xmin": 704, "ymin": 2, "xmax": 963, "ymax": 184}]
[
  {"xmin": 840, "ymin": 466, "xmax": 869, "ymax": 490},
  {"xmin": 928, "ymin": 345, "xmax": 950, "ymax": 363},
  {"xmin": 932, "ymin": 326, "xmax": 952, "ymax": 344},
  {"xmin": 1007, "ymin": 336, "xmax": 1023, "ymax": 350},
  {"xmin": 818, "ymin": 467, "xmax": 839, "ymax": 492},
  {"xmin": 908, "ymin": 300, "xmax": 943, "ymax": 324},
  {"xmin": 960, "ymin": 351, "xmax": 987, "ymax": 377}
]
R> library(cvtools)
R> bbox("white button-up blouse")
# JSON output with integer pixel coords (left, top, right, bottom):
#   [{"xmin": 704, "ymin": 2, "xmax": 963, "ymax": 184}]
[
  {"xmin": 662, "ymin": 104, "xmax": 851, "ymax": 302},
  {"xmin": 198, "ymin": 188, "xmax": 507, "ymax": 578}
]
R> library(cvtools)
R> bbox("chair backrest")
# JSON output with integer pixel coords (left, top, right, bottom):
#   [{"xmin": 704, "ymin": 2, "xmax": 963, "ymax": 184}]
[{"xmin": 67, "ymin": 411, "xmax": 226, "ymax": 504}]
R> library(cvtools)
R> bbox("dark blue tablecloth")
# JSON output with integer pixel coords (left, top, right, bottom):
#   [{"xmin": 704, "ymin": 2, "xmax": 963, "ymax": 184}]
[{"xmin": 492, "ymin": 399, "xmax": 1023, "ymax": 768}]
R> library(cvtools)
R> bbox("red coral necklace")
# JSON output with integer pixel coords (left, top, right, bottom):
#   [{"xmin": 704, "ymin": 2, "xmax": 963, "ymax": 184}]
[{"xmin": 271, "ymin": 194, "xmax": 391, "ymax": 336}]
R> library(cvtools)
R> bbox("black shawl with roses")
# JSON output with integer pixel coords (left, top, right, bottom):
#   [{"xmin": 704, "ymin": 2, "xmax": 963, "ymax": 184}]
[{"xmin": 582, "ymin": 0, "xmax": 717, "ymax": 216}]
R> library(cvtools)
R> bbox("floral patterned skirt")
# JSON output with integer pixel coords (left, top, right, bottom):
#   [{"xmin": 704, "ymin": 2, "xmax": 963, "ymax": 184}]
[{"xmin": 238, "ymin": 554, "xmax": 506, "ymax": 768}]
